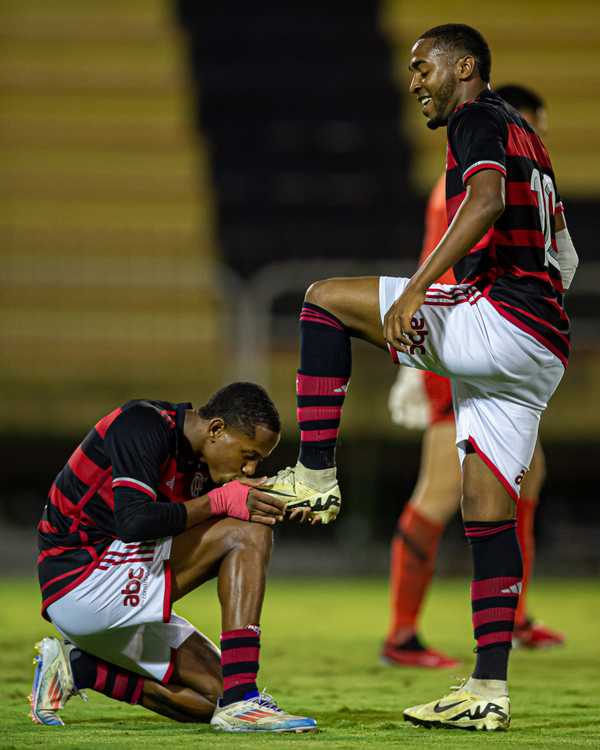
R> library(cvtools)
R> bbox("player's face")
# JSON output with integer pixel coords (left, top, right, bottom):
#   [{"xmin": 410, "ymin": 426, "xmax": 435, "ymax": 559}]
[
  {"xmin": 202, "ymin": 423, "xmax": 280, "ymax": 484},
  {"xmin": 409, "ymin": 38, "xmax": 459, "ymax": 130}
]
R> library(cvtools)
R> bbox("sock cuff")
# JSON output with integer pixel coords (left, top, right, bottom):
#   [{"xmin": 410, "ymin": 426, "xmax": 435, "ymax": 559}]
[
  {"xmin": 70, "ymin": 648, "xmax": 96, "ymax": 690},
  {"xmin": 221, "ymin": 627, "xmax": 261, "ymax": 644},
  {"xmin": 300, "ymin": 302, "xmax": 346, "ymax": 330},
  {"xmin": 464, "ymin": 519, "xmax": 516, "ymax": 542},
  {"xmin": 401, "ymin": 504, "xmax": 445, "ymax": 536}
]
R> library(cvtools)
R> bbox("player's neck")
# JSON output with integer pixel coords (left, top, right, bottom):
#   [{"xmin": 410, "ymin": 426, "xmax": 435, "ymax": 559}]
[
  {"xmin": 183, "ymin": 410, "xmax": 207, "ymax": 455},
  {"xmin": 455, "ymin": 81, "xmax": 489, "ymax": 109}
]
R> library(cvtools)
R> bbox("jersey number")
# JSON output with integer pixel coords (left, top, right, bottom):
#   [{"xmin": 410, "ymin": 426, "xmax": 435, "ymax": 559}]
[{"xmin": 530, "ymin": 167, "xmax": 559, "ymax": 270}]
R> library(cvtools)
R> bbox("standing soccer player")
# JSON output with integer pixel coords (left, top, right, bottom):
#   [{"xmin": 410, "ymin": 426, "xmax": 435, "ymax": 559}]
[
  {"xmin": 31, "ymin": 383, "xmax": 316, "ymax": 733},
  {"xmin": 383, "ymin": 85, "xmax": 565, "ymax": 671},
  {"xmin": 266, "ymin": 25, "xmax": 578, "ymax": 731}
]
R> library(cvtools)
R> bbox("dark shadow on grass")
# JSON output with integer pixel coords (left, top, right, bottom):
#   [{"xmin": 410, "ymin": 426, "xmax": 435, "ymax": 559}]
[
  {"xmin": 320, "ymin": 707, "xmax": 399, "ymax": 724},
  {"xmin": 64, "ymin": 715, "xmax": 207, "ymax": 728}
]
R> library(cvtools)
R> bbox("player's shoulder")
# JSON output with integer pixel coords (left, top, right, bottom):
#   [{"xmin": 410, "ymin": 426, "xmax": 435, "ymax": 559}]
[
  {"xmin": 448, "ymin": 91, "xmax": 508, "ymax": 133},
  {"xmin": 109, "ymin": 399, "xmax": 177, "ymax": 438}
]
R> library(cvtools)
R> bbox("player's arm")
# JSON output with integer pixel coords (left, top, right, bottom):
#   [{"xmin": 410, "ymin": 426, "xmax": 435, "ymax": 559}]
[
  {"xmin": 184, "ymin": 479, "xmax": 285, "ymax": 528},
  {"xmin": 554, "ymin": 208, "xmax": 579, "ymax": 290},
  {"xmin": 112, "ymin": 479, "xmax": 285, "ymax": 537},
  {"xmin": 413, "ymin": 169, "xmax": 504, "ymax": 289},
  {"xmin": 106, "ymin": 407, "xmax": 285, "ymax": 542},
  {"xmin": 384, "ymin": 170, "xmax": 504, "ymax": 351},
  {"xmin": 106, "ymin": 406, "xmax": 187, "ymax": 542},
  {"xmin": 384, "ymin": 105, "xmax": 507, "ymax": 351}
]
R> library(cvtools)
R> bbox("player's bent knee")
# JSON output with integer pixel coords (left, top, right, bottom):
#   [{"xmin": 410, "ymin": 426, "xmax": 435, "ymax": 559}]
[
  {"xmin": 230, "ymin": 519, "xmax": 274, "ymax": 558},
  {"xmin": 305, "ymin": 278, "xmax": 341, "ymax": 312},
  {"xmin": 243, "ymin": 521, "xmax": 273, "ymax": 555}
]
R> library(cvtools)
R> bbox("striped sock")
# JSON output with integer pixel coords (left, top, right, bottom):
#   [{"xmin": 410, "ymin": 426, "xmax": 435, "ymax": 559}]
[
  {"xmin": 297, "ymin": 302, "xmax": 351, "ymax": 470},
  {"xmin": 464, "ymin": 520, "xmax": 522, "ymax": 681},
  {"xmin": 70, "ymin": 649, "xmax": 144, "ymax": 704},
  {"xmin": 220, "ymin": 626, "xmax": 260, "ymax": 706}
]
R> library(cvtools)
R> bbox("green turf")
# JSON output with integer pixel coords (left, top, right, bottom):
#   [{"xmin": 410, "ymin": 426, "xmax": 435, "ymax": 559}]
[{"xmin": 2, "ymin": 577, "xmax": 598, "ymax": 749}]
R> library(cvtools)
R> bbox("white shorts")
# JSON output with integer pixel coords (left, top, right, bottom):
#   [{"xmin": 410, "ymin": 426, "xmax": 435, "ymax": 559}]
[
  {"xmin": 379, "ymin": 278, "xmax": 565, "ymax": 500},
  {"xmin": 47, "ymin": 538, "xmax": 197, "ymax": 683}
]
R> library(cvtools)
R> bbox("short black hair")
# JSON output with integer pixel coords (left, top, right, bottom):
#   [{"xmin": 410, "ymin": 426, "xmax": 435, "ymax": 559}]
[
  {"xmin": 418, "ymin": 24, "xmax": 492, "ymax": 83},
  {"xmin": 197, "ymin": 382, "xmax": 281, "ymax": 437},
  {"xmin": 495, "ymin": 84, "xmax": 544, "ymax": 114}
]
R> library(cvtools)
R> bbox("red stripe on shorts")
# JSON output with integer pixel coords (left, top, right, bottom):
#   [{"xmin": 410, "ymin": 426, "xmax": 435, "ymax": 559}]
[
  {"xmin": 162, "ymin": 648, "xmax": 177, "ymax": 685},
  {"xmin": 467, "ymin": 436, "xmax": 519, "ymax": 503}
]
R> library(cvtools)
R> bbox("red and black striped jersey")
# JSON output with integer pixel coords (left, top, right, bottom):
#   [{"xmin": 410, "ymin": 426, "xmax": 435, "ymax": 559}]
[
  {"xmin": 446, "ymin": 89, "xmax": 569, "ymax": 366},
  {"xmin": 37, "ymin": 400, "xmax": 212, "ymax": 618}
]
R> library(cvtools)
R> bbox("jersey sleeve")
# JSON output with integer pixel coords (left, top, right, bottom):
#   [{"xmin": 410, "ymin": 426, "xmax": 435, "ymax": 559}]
[
  {"xmin": 448, "ymin": 104, "xmax": 508, "ymax": 186},
  {"xmin": 104, "ymin": 405, "xmax": 187, "ymax": 542}
]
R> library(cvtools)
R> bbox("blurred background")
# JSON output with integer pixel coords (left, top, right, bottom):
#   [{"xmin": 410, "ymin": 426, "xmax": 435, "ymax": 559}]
[{"xmin": 2, "ymin": 0, "xmax": 599, "ymax": 576}]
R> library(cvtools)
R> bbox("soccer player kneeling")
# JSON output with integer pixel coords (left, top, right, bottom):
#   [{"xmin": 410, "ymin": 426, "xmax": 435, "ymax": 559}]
[{"xmin": 30, "ymin": 383, "xmax": 316, "ymax": 733}]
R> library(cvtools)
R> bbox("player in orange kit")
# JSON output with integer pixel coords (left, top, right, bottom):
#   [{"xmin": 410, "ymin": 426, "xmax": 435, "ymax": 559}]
[{"xmin": 381, "ymin": 85, "xmax": 565, "ymax": 670}]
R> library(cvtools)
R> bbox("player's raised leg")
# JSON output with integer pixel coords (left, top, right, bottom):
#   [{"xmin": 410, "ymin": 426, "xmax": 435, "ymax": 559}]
[{"xmin": 265, "ymin": 277, "xmax": 387, "ymax": 524}]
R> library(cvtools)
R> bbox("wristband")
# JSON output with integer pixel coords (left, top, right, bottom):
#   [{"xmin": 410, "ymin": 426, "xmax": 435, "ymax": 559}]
[{"xmin": 208, "ymin": 480, "xmax": 250, "ymax": 521}]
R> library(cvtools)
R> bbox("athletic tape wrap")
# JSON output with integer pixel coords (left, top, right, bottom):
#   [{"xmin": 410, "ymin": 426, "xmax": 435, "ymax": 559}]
[
  {"xmin": 208, "ymin": 481, "xmax": 251, "ymax": 521},
  {"xmin": 555, "ymin": 227, "xmax": 579, "ymax": 290}
]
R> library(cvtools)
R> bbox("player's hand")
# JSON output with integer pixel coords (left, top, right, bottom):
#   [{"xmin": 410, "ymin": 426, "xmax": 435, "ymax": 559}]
[
  {"xmin": 388, "ymin": 366, "xmax": 428, "ymax": 429},
  {"xmin": 239, "ymin": 477, "xmax": 286, "ymax": 526},
  {"xmin": 383, "ymin": 283, "xmax": 426, "ymax": 353},
  {"xmin": 287, "ymin": 507, "xmax": 318, "ymax": 524}
]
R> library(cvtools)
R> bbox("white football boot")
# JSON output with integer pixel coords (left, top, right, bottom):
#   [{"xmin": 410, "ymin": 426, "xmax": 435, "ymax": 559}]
[
  {"xmin": 263, "ymin": 465, "xmax": 341, "ymax": 524},
  {"xmin": 403, "ymin": 683, "xmax": 510, "ymax": 731},
  {"xmin": 29, "ymin": 637, "xmax": 87, "ymax": 726},
  {"xmin": 211, "ymin": 689, "xmax": 317, "ymax": 733}
]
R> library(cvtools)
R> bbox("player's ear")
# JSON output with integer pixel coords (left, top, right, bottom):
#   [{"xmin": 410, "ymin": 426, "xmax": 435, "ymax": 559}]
[
  {"xmin": 456, "ymin": 54, "xmax": 476, "ymax": 81},
  {"xmin": 208, "ymin": 417, "xmax": 226, "ymax": 439}
]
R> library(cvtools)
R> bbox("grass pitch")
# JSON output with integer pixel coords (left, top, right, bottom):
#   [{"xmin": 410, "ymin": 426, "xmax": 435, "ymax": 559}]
[{"xmin": 2, "ymin": 577, "xmax": 598, "ymax": 749}]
